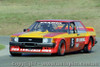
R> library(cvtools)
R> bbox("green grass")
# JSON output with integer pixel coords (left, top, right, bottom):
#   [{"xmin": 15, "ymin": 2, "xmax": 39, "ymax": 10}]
[
  {"xmin": 0, "ymin": 0, "xmax": 100, "ymax": 36},
  {"xmin": 0, "ymin": 44, "xmax": 5, "ymax": 50}
]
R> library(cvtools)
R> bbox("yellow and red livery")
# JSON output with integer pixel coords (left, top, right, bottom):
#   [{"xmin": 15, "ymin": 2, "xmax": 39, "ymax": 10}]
[{"xmin": 9, "ymin": 20, "xmax": 97, "ymax": 56}]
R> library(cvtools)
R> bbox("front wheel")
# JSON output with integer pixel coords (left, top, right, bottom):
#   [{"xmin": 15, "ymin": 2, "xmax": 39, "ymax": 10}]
[
  {"xmin": 58, "ymin": 40, "xmax": 66, "ymax": 56},
  {"xmin": 10, "ymin": 52, "xmax": 22, "ymax": 56},
  {"xmin": 9, "ymin": 46, "xmax": 22, "ymax": 56},
  {"xmin": 83, "ymin": 39, "xmax": 93, "ymax": 53}
]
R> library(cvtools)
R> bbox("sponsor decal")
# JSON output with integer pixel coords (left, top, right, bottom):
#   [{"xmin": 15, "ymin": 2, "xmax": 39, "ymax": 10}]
[
  {"xmin": 11, "ymin": 48, "xmax": 19, "ymax": 51},
  {"xmin": 12, "ymin": 32, "xmax": 25, "ymax": 36},
  {"xmin": 40, "ymin": 22, "xmax": 61, "ymax": 24},
  {"xmin": 76, "ymin": 38, "xmax": 85, "ymax": 42},
  {"xmin": 42, "ymin": 50, "xmax": 51, "ymax": 52},
  {"xmin": 70, "ymin": 38, "xmax": 75, "ymax": 48},
  {"xmin": 11, "ymin": 48, "xmax": 51, "ymax": 52},
  {"xmin": 76, "ymin": 43, "xmax": 79, "ymax": 47},
  {"xmin": 20, "ymin": 49, "xmax": 41, "ymax": 52},
  {"xmin": 44, "ymin": 32, "xmax": 65, "ymax": 37}
]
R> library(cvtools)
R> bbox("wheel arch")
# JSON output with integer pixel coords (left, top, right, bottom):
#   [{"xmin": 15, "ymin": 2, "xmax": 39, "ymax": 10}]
[
  {"xmin": 57, "ymin": 39, "xmax": 66, "ymax": 55},
  {"xmin": 90, "ymin": 36, "xmax": 95, "ymax": 46},
  {"xmin": 55, "ymin": 38, "xmax": 67, "ymax": 53},
  {"xmin": 61, "ymin": 39, "xmax": 66, "ymax": 49},
  {"xmin": 85, "ymin": 36, "xmax": 94, "ymax": 46},
  {"xmin": 57, "ymin": 38, "xmax": 66, "ymax": 47}
]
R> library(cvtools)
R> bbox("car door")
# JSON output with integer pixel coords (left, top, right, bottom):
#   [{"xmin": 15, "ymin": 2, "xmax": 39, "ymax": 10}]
[
  {"xmin": 74, "ymin": 22, "xmax": 87, "ymax": 51},
  {"xmin": 69, "ymin": 22, "xmax": 87, "ymax": 52},
  {"xmin": 69, "ymin": 22, "xmax": 78, "ymax": 52}
]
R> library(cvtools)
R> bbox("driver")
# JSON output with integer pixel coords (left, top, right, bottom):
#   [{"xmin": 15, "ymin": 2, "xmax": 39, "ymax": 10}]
[
  {"xmin": 47, "ymin": 24, "xmax": 55, "ymax": 32},
  {"xmin": 40, "ymin": 23, "xmax": 47, "ymax": 32}
]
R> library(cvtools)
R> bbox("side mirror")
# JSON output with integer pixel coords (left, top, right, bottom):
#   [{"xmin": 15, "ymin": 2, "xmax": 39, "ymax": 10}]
[{"xmin": 23, "ymin": 29, "xmax": 27, "ymax": 32}]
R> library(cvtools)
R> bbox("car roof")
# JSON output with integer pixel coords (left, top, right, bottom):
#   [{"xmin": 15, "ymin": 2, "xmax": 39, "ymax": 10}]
[{"xmin": 36, "ymin": 19, "xmax": 81, "ymax": 22}]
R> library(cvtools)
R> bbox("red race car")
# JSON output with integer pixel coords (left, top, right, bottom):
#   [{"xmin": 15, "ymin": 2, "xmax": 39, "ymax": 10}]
[{"xmin": 9, "ymin": 20, "xmax": 97, "ymax": 56}]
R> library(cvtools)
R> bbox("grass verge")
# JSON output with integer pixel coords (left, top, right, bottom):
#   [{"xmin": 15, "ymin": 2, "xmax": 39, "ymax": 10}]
[
  {"xmin": 0, "ymin": 0, "xmax": 100, "ymax": 36},
  {"xmin": 0, "ymin": 44, "xmax": 5, "ymax": 50}
]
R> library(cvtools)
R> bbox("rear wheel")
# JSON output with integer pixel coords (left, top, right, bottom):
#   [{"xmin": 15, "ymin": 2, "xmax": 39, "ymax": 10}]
[
  {"xmin": 58, "ymin": 40, "xmax": 66, "ymax": 56},
  {"xmin": 83, "ymin": 38, "xmax": 93, "ymax": 53}
]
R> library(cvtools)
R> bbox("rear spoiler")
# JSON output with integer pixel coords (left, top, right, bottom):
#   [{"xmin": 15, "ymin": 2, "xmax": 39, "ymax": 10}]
[{"xmin": 86, "ymin": 27, "xmax": 95, "ymax": 32}]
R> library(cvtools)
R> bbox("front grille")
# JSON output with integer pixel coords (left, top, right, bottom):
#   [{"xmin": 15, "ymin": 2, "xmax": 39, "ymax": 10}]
[
  {"xmin": 19, "ymin": 38, "xmax": 42, "ymax": 43},
  {"xmin": 20, "ymin": 46, "xmax": 42, "ymax": 49}
]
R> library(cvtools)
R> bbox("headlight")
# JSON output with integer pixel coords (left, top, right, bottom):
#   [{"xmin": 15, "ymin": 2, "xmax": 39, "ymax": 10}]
[
  {"xmin": 14, "ymin": 37, "xmax": 19, "ymax": 42},
  {"xmin": 11, "ymin": 37, "xmax": 19, "ymax": 42},
  {"xmin": 43, "ymin": 38, "xmax": 52, "ymax": 43}
]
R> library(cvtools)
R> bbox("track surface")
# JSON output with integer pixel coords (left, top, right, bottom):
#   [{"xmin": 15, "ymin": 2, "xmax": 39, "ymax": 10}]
[{"xmin": 0, "ymin": 36, "xmax": 100, "ymax": 67}]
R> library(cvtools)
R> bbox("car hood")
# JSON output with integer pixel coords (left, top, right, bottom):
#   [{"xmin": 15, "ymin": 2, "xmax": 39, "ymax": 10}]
[{"xmin": 11, "ymin": 31, "xmax": 67, "ymax": 38}]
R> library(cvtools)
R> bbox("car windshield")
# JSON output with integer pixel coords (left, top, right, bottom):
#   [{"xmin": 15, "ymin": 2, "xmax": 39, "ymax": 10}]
[{"xmin": 28, "ymin": 22, "xmax": 69, "ymax": 32}]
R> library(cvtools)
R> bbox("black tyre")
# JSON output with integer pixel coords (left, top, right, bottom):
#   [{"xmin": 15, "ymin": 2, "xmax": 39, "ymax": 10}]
[
  {"xmin": 10, "ymin": 52, "xmax": 22, "ymax": 56},
  {"xmin": 9, "ymin": 46, "xmax": 22, "ymax": 56},
  {"xmin": 83, "ymin": 38, "xmax": 93, "ymax": 53},
  {"xmin": 58, "ymin": 40, "xmax": 66, "ymax": 56}
]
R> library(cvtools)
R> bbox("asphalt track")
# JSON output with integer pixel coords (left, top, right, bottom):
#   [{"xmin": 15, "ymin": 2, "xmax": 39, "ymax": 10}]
[{"xmin": 0, "ymin": 36, "xmax": 100, "ymax": 67}]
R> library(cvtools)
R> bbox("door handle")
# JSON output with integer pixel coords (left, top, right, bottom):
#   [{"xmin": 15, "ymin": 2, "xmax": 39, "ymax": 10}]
[{"xmin": 77, "ymin": 33, "xmax": 80, "ymax": 36}]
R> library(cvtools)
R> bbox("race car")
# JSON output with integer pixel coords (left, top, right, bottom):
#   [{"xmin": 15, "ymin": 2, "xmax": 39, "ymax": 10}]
[{"xmin": 9, "ymin": 19, "xmax": 97, "ymax": 56}]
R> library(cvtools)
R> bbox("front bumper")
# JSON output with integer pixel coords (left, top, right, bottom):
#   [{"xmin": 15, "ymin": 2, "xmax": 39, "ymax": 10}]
[
  {"xmin": 10, "ymin": 42, "xmax": 55, "ymax": 47},
  {"xmin": 9, "ymin": 42, "xmax": 56, "ymax": 53}
]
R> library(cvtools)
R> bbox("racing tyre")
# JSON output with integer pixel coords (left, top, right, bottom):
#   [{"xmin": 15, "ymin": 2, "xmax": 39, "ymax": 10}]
[
  {"xmin": 83, "ymin": 38, "xmax": 93, "ymax": 53},
  {"xmin": 58, "ymin": 40, "xmax": 66, "ymax": 56},
  {"xmin": 10, "ymin": 52, "xmax": 22, "ymax": 56},
  {"xmin": 9, "ymin": 46, "xmax": 22, "ymax": 56}
]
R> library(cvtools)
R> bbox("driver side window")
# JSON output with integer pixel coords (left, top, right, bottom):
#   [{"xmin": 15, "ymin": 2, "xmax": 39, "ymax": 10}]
[
  {"xmin": 70, "ymin": 22, "xmax": 77, "ymax": 34},
  {"xmin": 75, "ymin": 22, "xmax": 86, "ymax": 33}
]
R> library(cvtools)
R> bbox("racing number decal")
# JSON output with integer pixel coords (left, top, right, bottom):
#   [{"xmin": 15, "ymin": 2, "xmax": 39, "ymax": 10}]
[{"xmin": 70, "ymin": 38, "xmax": 75, "ymax": 48}]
